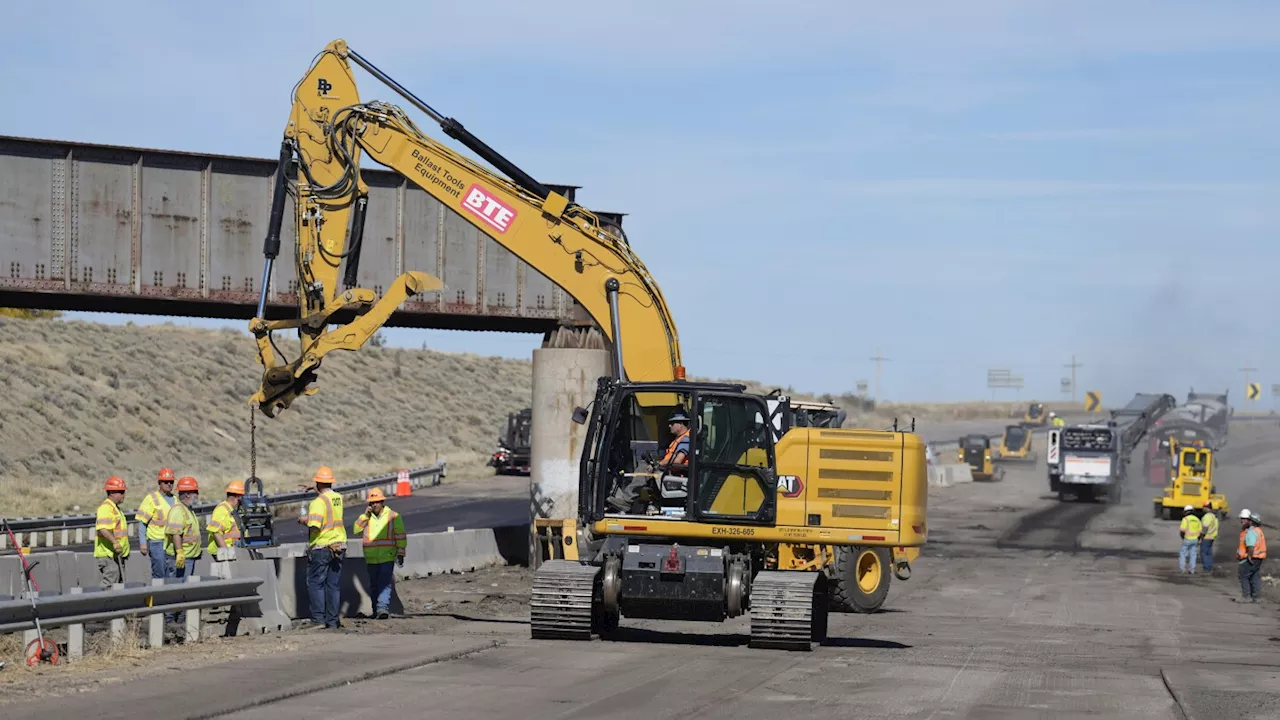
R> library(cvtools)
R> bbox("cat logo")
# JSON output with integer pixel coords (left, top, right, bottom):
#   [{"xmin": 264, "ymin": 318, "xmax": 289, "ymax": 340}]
[{"xmin": 777, "ymin": 475, "xmax": 804, "ymax": 498}]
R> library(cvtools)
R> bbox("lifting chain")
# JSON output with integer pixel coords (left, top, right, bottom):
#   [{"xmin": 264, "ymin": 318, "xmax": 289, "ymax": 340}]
[{"xmin": 249, "ymin": 403, "xmax": 257, "ymax": 481}]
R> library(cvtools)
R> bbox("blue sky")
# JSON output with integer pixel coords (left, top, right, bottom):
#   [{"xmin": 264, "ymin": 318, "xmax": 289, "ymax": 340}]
[{"xmin": 3, "ymin": 2, "xmax": 1278, "ymax": 404}]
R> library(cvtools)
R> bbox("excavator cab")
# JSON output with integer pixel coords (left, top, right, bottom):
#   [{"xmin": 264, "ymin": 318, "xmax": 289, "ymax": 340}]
[{"xmin": 994, "ymin": 424, "xmax": 1036, "ymax": 464}]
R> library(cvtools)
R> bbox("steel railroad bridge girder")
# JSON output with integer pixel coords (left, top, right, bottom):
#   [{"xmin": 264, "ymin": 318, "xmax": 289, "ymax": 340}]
[{"xmin": 0, "ymin": 135, "xmax": 595, "ymax": 333}]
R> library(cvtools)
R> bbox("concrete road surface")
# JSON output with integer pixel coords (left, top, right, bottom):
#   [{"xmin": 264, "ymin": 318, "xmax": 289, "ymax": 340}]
[{"xmin": 8, "ymin": 426, "xmax": 1280, "ymax": 720}]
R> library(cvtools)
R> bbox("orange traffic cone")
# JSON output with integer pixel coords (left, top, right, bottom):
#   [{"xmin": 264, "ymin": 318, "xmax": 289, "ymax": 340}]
[{"xmin": 395, "ymin": 470, "xmax": 412, "ymax": 497}]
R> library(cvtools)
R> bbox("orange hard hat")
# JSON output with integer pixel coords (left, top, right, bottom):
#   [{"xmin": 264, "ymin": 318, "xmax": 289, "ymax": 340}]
[
  {"xmin": 176, "ymin": 476, "xmax": 199, "ymax": 493},
  {"xmin": 313, "ymin": 466, "xmax": 335, "ymax": 484},
  {"xmin": 104, "ymin": 476, "xmax": 127, "ymax": 493},
  {"xmin": 367, "ymin": 488, "xmax": 387, "ymax": 502},
  {"xmin": 158, "ymin": 467, "xmax": 176, "ymax": 482},
  {"xmin": 226, "ymin": 480, "xmax": 246, "ymax": 495}
]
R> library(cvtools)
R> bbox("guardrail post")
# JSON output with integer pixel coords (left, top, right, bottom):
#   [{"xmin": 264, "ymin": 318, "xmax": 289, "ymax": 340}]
[
  {"xmin": 185, "ymin": 575, "xmax": 201, "ymax": 643},
  {"xmin": 27, "ymin": 532, "xmax": 35, "ymax": 549},
  {"xmin": 149, "ymin": 578, "xmax": 165, "ymax": 648},
  {"xmin": 69, "ymin": 587, "xmax": 85, "ymax": 661},
  {"xmin": 75, "ymin": 528, "xmax": 84, "ymax": 544},
  {"xmin": 61, "ymin": 529, "xmax": 69, "ymax": 546},
  {"xmin": 0, "ymin": 532, "xmax": 6, "ymax": 549},
  {"xmin": 46, "ymin": 530, "xmax": 53, "ymax": 547}
]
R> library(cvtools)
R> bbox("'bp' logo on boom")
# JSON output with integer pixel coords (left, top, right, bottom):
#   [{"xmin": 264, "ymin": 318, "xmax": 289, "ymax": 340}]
[{"xmin": 461, "ymin": 185, "xmax": 517, "ymax": 234}]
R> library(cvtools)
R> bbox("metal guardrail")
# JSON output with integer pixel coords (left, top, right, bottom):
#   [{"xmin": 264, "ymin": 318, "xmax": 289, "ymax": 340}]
[
  {"xmin": 0, "ymin": 577, "xmax": 263, "ymax": 633},
  {"xmin": 0, "ymin": 576, "xmax": 264, "ymax": 663},
  {"xmin": 1, "ymin": 462, "xmax": 447, "ymax": 545}
]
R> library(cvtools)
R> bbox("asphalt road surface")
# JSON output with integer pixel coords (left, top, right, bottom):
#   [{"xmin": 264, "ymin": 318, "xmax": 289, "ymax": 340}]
[
  {"xmin": 10, "ymin": 424, "xmax": 1280, "ymax": 720},
  {"xmin": 247, "ymin": 423, "xmax": 1279, "ymax": 719}
]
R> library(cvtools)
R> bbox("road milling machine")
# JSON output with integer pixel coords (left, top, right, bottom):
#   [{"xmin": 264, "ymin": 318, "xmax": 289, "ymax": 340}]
[
  {"xmin": 1048, "ymin": 393, "xmax": 1176, "ymax": 503},
  {"xmin": 244, "ymin": 40, "xmax": 929, "ymax": 648}
]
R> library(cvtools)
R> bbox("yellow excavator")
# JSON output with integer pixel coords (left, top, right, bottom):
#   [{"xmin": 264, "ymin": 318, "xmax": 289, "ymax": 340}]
[{"xmin": 247, "ymin": 40, "xmax": 928, "ymax": 649}]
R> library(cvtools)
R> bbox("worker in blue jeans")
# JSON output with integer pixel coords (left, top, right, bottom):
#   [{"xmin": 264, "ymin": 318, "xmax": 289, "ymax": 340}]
[
  {"xmin": 1178, "ymin": 505, "xmax": 1202, "ymax": 574},
  {"xmin": 352, "ymin": 489, "xmax": 407, "ymax": 618},
  {"xmin": 1236, "ymin": 509, "xmax": 1266, "ymax": 603},
  {"xmin": 300, "ymin": 466, "xmax": 347, "ymax": 629},
  {"xmin": 1200, "ymin": 503, "xmax": 1219, "ymax": 572}
]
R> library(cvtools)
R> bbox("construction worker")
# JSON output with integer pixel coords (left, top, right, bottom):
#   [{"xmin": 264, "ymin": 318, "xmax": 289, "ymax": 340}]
[
  {"xmin": 352, "ymin": 489, "xmax": 406, "ymax": 619},
  {"xmin": 94, "ymin": 476, "xmax": 130, "ymax": 589},
  {"xmin": 135, "ymin": 467, "xmax": 177, "ymax": 580},
  {"xmin": 300, "ymin": 466, "xmax": 346, "ymax": 629},
  {"xmin": 1200, "ymin": 502, "xmax": 1220, "ymax": 573},
  {"xmin": 659, "ymin": 410, "xmax": 692, "ymax": 473},
  {"xmin": 206, "ymin": 481, "xmax": 245, "ymax": 557},
  {"xmin": 1237, "ymin": 509, "xmax": 1266, "ymax": 603},
  {"xmin": 164, "ymin": 476, "xmax": 203, "ymax": 624},
  {"xmin": 1178, "ymin": 504, "xmax": 1202, "ymax": 574},
  {"xmin": 1050, "ymin": 412, "xmax": 1065, "ymax": 427}
]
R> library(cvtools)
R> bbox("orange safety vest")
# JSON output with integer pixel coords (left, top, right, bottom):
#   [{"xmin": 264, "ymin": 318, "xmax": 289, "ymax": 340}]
[
  {"xmin": 661, "ymin": 430, "xmax": 690, "ymax": 473},
  {"xmin": 1238, "ymin": 526, "xmax": 1267, "ymax": 560}
]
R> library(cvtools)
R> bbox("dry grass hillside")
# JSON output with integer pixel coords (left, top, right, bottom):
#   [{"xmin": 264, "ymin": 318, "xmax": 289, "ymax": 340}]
[
  {"xmin": 0, "ymin": 316, "xmax": 532, "ymax": 517},
  {"xmin": 0, "ymin": 315, "xmax": 1083, "ymax": 518}
]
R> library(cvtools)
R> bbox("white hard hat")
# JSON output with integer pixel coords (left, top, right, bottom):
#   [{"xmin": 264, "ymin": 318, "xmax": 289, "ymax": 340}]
[
  {"xmin": 1240, "ymin": 509, "xmax": 1252, "ymax": 519},
  {"xmin": 1184, "ymin": 505, "xmax": 1194, "ymax": 512}
]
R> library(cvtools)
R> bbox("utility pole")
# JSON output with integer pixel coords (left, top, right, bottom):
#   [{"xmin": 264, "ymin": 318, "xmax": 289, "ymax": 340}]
[
  {"xmin": 869, "ymin": 350, "xmax": 891, "ymax": 403},
  {"xmin": 1064, "ymin": 354, "xmax": 1083, "ymax": 403},
  {"xmin": 1240, "ymin": 362, "xmax": 1258, "ymax": 404}
]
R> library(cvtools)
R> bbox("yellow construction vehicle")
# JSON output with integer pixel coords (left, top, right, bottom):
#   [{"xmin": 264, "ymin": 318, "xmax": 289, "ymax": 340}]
[
  {"xmin": 1023, "ymin": 402, "xmax": 1048, "ymax": 428},
  {"xmin": 247, "ymin": 40, "xmax": 928, "ymax": 647},
  {"xmin": 957, "ymin": 434, "xmax": 1000, "ymax": 481},
  {"xmin": 1153, "ymin": 438, "xmax": 1228, "ymax": 521},
  {"xmin": 993, "ymin": 424, "xmax": 1036, "ymax": 464}
]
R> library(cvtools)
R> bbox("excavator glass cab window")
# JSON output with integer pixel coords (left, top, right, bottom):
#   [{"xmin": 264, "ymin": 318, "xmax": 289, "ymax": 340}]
[
  {"xmin": 691, "ymin": 393, "xmax": 776, "ymax": 524},
  {"xmin": 596, "ymin": 389, "xmax": 693, "ymax": 517}
]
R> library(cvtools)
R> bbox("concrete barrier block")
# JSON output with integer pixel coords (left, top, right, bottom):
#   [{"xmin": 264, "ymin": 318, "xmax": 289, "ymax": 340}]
[
  {"xmin": 927, "ymin": 465, "xmax": 950, "ymax": 488},
  {"xmin": 947, "ymin": 465, "xmax": 974, "ymax": 484}
]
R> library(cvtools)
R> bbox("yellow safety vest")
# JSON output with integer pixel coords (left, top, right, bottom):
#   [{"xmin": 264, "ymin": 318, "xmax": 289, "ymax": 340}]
[
  {"xmin": 206, "ymin": 501, "xmax": 242, "ymax": 555},
  {"xmin": 164, "ymin": 502, "xmax": 202, "ymax": 559},
  {"xmin": 1201, "ymin": 512, "xmax": 1219, "ymax": 541},
  {"xmin": 353, "ymin": 508, "xmax": 406, "ymax": 564},
  {"xmin": 135, "ymin": 490, "xmax": 174, "ymax": 542},
  {"xmin": 305, "ymin": 489, "xmax": 346, "ymax": 548},
  {"xmin": 94, "ymin": 498, "xmax": 129, "ymax": 559},
  {"xmin": 1180, "ymin": 515, "xmax": 1203, "ymax": 541}
]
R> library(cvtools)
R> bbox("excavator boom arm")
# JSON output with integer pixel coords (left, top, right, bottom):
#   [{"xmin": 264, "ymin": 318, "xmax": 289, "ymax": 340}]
[{"xmin": 249, "ymin": 40, "xmax": 681, "ymax": 416}]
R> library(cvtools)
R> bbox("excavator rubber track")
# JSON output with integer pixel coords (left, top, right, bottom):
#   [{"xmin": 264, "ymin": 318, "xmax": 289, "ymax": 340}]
[
  {"xmin": 748, "ymin": 570, "xmax": 826, "ymax": 651},
  {"xmin": 530, "ymin": 559, "xmax": 600, "ymax": 641}
]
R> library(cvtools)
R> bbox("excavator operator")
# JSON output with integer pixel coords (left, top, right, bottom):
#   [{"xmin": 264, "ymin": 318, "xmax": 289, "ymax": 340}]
[
  {"xmin": 657, "ymin": 410, "xmax": 692, "ymax": 476},
  {"xmin": 607, "ymin": 409, "xmax": 693, "ymax": 514}
]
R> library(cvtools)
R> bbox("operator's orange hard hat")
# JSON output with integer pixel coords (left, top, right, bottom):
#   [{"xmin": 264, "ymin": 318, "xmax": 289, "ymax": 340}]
[
  {"xmin": 104, "ymin": 476, "xmax": 127, "ymax": 493},
  {"xmin": 226, "ymin": 480, "xmax": 246, "ymax": 495},
  {"xmin": 367, "ymin": 488, "xmax": 387, "ymax": 502},
  {"xmin": 176, "ymin": 476, "xmax": 199, "ymax": 493},
  {"xmin": 313, "ymin": 466, "xmax": 335, "ymax": 484},
  {"xmin": 158, "ymin": 467, "xmax": 176, "ymax": 482}
]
